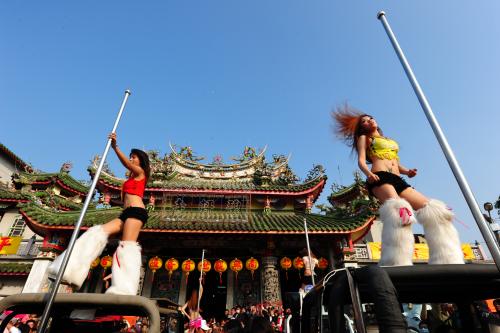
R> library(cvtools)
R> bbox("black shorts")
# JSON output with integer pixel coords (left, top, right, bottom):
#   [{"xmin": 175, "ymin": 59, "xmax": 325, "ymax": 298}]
[
  {"xmin": 366, "ymin": 171, "xmax": 411, "ymax": 196},
  {"xmin": 118, "ymin": 207, "xmax": 148, "ymax": 225}
]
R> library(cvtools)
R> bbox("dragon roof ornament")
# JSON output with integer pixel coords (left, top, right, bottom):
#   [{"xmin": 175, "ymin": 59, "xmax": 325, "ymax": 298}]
[{"xmin": 169, "ymin": 142, "xmax": 267, "ymax": 171}]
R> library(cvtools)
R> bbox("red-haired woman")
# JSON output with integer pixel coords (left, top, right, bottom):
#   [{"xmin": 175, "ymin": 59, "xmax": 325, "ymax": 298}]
[
  {"xmin": 332, "ymin": 105, "xmax": 463, "ymax": 266},
  {"xmin": 48, "ymin": 133, "xmax": 150, "ymax": 294}
]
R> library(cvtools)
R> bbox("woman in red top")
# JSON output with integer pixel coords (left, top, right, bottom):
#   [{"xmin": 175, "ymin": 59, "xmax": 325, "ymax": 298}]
[{"xmin": 48, "ymin": 133, "xmax": 150, "ymax": 295}]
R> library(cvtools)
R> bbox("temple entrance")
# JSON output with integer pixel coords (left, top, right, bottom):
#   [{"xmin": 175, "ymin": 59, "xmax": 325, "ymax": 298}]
[{"xmin": 186, "ymin": 270, "xmax": 227, "ymax": 321}]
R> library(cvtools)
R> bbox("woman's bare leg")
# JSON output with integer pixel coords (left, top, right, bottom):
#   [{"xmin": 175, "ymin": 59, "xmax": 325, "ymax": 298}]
[
  {"xmin": 371, "ymin": 184, "xmax": 399, "ymax": 203},
  {"xmin": 399, "ymin": 188, "xmax": 429, "ymax": 210},
  {"xmin": 102, "ymin": 218, "xmax": 123, "ymax": 235},
  {"xmin": 122, "ymin": 218, "xmax": 143, "ymax": 241}
]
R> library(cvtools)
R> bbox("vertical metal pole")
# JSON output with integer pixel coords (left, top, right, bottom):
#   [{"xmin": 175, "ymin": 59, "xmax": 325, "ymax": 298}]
[
  {"xmin": 303, "ymin": 217, "xmax": 316, "ymax": 286},
  {"xmin": 377, "ymin": 11, "xmax": 500, "ymax": 271},
  {"xmin": 38, "ymin": 90, "xmax": 132, "ymax": 333},
  {"xmin": 197, "ymin": 249, "xmax": 205, "ymax": 312}
]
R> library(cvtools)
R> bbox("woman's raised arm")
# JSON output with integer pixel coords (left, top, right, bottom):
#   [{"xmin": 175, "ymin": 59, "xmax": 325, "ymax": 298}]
[{"xmin": 109, "ymin": 133, "xmax": 145, "ymax": 177}]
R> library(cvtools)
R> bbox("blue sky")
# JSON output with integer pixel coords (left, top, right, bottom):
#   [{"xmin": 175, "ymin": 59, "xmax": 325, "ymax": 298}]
[{"xmin": 1, "ymin": 1, "xmax": 499, "ymax": 255}]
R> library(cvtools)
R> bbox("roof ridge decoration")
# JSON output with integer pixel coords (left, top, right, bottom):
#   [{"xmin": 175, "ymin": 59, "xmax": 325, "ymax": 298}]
[{"xmin": 169, "ymin": 143, "xmax": 267, "ymax": 170}]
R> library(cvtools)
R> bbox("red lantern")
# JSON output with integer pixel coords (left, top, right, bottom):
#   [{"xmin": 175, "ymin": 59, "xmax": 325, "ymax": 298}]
[
  {"xmin": 280, "ymin": 257, "xmax": 292, "ymax": 280},
  {"xmin": 148, "ymin": 256, "xmax": 163, "ymax": 281},
  {"xmin": 197, "ymin": 259, "xmax": 212, "ymax": 273},
  {"xmin": 91, "ymin": 257, "xmax": 100, "ymax": 269},
  {"xmin": 88, "ymin": 257, "xmax": 100, "ymax": 280},
  {"xmin": 100, "ymin": 255, "xmax": 112, "ymax": 277},
  {"xmin": 318, "ymin": 257, "xmax": 329, "ymax": 270},
  {"xmin": 182, "ymin": 259, "xmax": 195, "ymax": 282},
  {"xmin": 230, "ymin": 258, "xmax": 243, "ymax": 281},
  {"xmin": 165, "ymin": 258, "xmax": 179, "ymax": 282},
  {"xmin": 214, "ymin": 259, "xmax": 228, "ymax": 285},
  {"xmin": 245, "ymin": 257, "xmax": 259, "ymax": 279},
  {"xmin": 293, "ymin": 257, "xmax": 304, "ymax": 278},
  {"xmin": 293, "ymin": 257, "xmax": 304, "ymax": 269}
]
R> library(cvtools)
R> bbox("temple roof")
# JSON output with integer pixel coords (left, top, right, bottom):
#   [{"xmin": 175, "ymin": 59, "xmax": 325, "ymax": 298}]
[
  {"xmin": 19, "ymin": 202, "xmax": 374, "ymax": 236},
  {"xmin": 0, "ymin": 188, "xmax": 30, "ymax": 203},
  {"xmin": 0, "ymin": 187, "xmax": 84, "ymax": 211},
  {"xmin": 90, "ymin": 145, "xmax": 327, "ymax": 196},
  {"xmin": 13, "ymin": 170, "xmax": 88, "ymax": 196},
  {"xmin": 0, "ymin": 143, "xmax": 33, "ymax": 173},
  {"xmin": 328, "ymin": 172, "xmax": 368, "ymax": 205},
  {"xmin": 92, "ymin": 167, "xmax": 326, "ymax": 194}
]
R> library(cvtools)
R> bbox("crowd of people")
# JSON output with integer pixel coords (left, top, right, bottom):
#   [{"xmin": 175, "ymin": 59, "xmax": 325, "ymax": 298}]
[
  {"xmin": 179, "ymin": 304, "xmax": 293, "ymax": 333},
  {"xmin": 0, "ymin": 314, "xmax": 38, "ymax": 333}
]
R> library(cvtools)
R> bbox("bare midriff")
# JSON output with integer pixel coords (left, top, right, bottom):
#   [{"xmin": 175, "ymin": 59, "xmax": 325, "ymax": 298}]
[
  {"xmin": 123, "ymin": 193, "xmax": 145, "ymax": 209},
  {"xmin": 370, "ymin": 157, "xmax": 400, "ymax": 176}
]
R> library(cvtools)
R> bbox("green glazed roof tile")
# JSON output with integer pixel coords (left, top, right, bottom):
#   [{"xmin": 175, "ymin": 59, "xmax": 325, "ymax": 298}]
[
  {"xmin": 0, "ymin": 262, "xmax": 33, "ymax": 274},
  {"xmin": 20, "ymin": 202, "xmax": 373, "ymax": 234}
]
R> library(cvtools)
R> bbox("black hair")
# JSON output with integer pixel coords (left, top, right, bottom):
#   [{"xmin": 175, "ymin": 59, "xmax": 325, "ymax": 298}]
[{"xmin": 130, "ymin": 149, "xmax": 150, "ymax": 181}]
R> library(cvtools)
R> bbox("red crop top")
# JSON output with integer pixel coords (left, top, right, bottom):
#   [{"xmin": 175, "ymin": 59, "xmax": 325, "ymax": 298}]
[{"xmin": 122, "ymin": 177, "xmax": 146, "ymax": 198}]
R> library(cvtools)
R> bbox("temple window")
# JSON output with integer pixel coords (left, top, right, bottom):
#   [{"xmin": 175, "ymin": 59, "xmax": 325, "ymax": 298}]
[{"xmin": 8, "ymin": 216, "xmax": 26, "ymax": 237}]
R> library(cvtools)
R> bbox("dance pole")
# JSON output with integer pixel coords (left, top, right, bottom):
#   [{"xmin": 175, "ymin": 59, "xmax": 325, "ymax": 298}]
[
  {"xmin": 38, "ymin": 90, "xmax": 132, "ymax": 333},
  {"xmin": 377, "ymin": 11, "xmax": 500, "ymax": 270},
  {"xmin": 303, "ymin": 217, "xmax": 315, "ymax": 286},
  {"xmin": 197, "ymin": 249, "xmax": 206, "ymax": 312}
]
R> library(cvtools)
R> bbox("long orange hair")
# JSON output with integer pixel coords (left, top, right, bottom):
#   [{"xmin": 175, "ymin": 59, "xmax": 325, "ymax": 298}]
[
  {"xmin": 331, "ymin": 103, "xmax": 381, "ymax": 154},
  {"xmin": 187, "ymin": 289, "xmax": 199, "ymax": 311}
]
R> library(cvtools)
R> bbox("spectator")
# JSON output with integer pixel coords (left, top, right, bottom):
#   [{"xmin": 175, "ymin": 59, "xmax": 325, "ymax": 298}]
[
  {"xmin": 248, "ymin": 317, "xmax": 273, "ymax": 333},
  {"xmin": 223, "ymin": 319, "xmax": 243, "ymax": 333}
]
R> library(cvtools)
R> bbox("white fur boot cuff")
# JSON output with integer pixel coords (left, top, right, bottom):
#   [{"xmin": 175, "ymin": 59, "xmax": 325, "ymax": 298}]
[
  {"xmin": 416, "ymin": 199, "xmax": 464, "ymax": 264},
  {"xmin": 105, "ymin": 241, "xmax": 142, "ymax": 295},
  {"xmin": 378, "ymin": 198, "xmax": 415, "ymax": 267}
]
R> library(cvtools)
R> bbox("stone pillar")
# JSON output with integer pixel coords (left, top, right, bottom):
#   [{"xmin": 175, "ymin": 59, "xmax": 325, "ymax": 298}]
[
  {"xmin": 141, "ymin": 265, "xmax": 153, "ymax": 298},
  {"xmin": 137, "ymin": 255, "xmax": 147, "ymax": 296},
  {"xmin": 261, "ymin": 256, "xmax": 281, "ymax": 306},
  {"xmin": 226, "ymin": 270, "xmax": 234, "ymax": 309},
  {"xmin": 178, "ymin": 273, "xmax": 187, "ymax": 305},
  {"xmin": 22, "ymin": 249, "xmax": 72, "ymax": 294}
]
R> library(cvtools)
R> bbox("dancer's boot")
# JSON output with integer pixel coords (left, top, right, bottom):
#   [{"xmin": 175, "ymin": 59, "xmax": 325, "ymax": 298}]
[
  {"xmin": 416, "ymin": 199, "xmax": 464, "ymax": 264},
  {"xmin": 105, "ymin": 241, "xmax": 142, "ymax": 295},
  {"xmin": 379, "ymin": 198, "xmax": 416, "ymax": 267},
  {"xmin": 47, "ymin": 225, "xmax": 108, "ymax": 289}
]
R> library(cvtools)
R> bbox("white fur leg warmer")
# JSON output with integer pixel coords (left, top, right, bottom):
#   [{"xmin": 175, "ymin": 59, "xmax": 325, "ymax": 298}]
[
  {"xmin": 378, "ymin": 198, "xmax": 416, "ymax": 267},
  {"xmin": 416, "ymin": 199, "xmax": 464, "ymax": 264},
  {"xmin": 105, "ymin": 241, "xmax": 142, "ymax": 295},
  {"xmin": 47, "ymin": 225, "xmax": 108, "ymax": 289}
]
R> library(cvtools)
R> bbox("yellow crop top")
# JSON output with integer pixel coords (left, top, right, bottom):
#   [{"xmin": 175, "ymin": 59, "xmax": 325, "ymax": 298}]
[{"xmin": 367, "ymin": 136, "xmax": 399, "ymax": 161}]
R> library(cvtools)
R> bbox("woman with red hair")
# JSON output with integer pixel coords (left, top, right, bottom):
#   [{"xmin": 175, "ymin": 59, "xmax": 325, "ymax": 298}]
[{"xmin": 332, "ymin": 104, "xmax": 464, "ymax": 266}]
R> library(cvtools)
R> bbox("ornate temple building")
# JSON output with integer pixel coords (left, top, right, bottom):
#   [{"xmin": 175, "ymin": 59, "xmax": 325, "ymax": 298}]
[
  {"xmin": 0, "ymin": 143, "xmax": 376, "ymax": 314},
  {"xmin": 0, "ymin": 143, "xmax": 487, "ymax": 316}
]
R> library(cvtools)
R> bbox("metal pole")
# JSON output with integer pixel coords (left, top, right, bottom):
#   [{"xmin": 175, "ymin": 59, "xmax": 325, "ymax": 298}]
[
  {"xmin": 197, "ymin": 249, "xmax": 205, "ymax": 313},
  {"xmin": 38, "ymin": 90, "xmax": 132, "ymax": 333},
  {"xmin": 303, "ymin": 217, "xmax": 315, "ymax": 286},
  {"xmin": 377, "ymin": 11, "xmax": 500, "ymax": 270}
]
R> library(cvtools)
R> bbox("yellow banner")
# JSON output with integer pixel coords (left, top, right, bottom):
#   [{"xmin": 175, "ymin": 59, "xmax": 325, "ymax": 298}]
[
  {"xmin": 368, "ymin": 242, "xmax": 475, "ymax": 260},
  {"xmin": 0, "ymin": 236, "xmax": 22, "ymax": 255}
]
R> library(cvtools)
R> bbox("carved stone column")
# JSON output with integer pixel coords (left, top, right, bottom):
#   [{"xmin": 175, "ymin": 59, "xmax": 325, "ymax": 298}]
[{"xmin": 261, "ymin": 256, "xmax": 281, "ymax": 305}]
